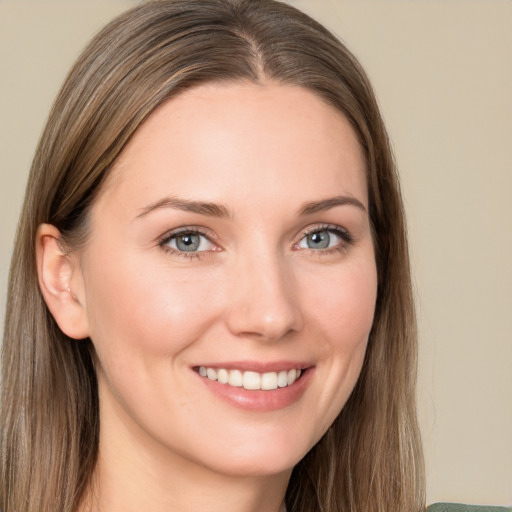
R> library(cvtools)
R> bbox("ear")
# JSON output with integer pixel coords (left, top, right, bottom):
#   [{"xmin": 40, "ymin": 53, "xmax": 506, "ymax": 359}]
[{"xmin": 35, "ymin": 223, "xmax": 90, "ymax": 340}]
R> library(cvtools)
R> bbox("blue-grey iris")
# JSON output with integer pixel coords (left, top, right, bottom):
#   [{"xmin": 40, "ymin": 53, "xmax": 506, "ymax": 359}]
[
  {"xmin": 176, "ymin": 234, "xmax": 200, "ymax": 251},
  {"xmin": 307, "ymin": 231, "xmax": 330, "ymax": 249}
]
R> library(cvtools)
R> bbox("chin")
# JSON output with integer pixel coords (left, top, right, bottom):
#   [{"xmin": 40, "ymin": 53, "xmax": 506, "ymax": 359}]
[
  {"xmin": 191, "ymin": 430, "xmax": 316, "ymax": 478},
  {"xmin": 206, "ymin": 453, "xmax": 299, "ymax": 478}
]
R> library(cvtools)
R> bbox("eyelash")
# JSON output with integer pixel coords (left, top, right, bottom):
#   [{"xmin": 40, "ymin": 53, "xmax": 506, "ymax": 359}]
[
  {"xmin": 158, "ymin": 223, "xmax": 354, "ymax": 259},
  {"xmin": 158, "ymin": 227, "xmax": 215, "ymax": 260},
  {"xmin": 296, "ymin": 224, "xmax": 354, "ymax": 255}
]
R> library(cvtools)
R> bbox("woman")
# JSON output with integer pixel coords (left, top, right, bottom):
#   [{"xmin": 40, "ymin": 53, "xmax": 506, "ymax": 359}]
[{"xmin": 0, "ymin": 1, "xmax": 424, "ymax": 511}]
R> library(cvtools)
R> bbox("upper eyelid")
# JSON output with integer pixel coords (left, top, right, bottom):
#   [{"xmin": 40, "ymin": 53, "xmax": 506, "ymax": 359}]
[
  {"xmin": 159, "ymin": 226, "xmax": 218, "ymax": 244},
  {"xmin": 294, "ymin": 224, "xmax": 354, "ymax": 251},
  {"xmin": 158, "ymin": 228, "xmax": 218, "ymax": 258},
  {"xmin": 298, "ymin": 223, "xmax": 351, "ymax": 239}
]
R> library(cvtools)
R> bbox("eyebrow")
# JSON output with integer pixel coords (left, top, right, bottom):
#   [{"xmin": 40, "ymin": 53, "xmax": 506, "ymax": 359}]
[
  {"xmin": 136, "ymin": 196, "xmax": 231, "ymax": 219},
  {"xmin": 298, "ymin": 195, "xmax": 367, "ymax": 215},
  {"xmin": 135, "ymin": 194, "xmax": 366, "ymax": 220}
]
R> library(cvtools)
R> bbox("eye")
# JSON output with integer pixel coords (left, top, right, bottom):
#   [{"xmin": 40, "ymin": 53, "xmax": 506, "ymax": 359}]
[
  {"xmin": 296, "ymin": 226, "xmax": 351, "ymax": 251},
  {"xmin": 160, "ymin": 229, "xmax": 216, "ymax": 254}
]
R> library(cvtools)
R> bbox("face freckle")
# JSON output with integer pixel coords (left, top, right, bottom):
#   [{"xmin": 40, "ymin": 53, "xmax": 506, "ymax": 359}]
[{"xmin": 79, "ymin": 81, "xmax": 378, "ymax": 479}]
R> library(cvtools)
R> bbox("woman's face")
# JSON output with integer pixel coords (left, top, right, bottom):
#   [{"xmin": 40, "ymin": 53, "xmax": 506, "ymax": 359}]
[{"xmin": 77, "ymin": 82, "xmax": 377, "ymax": 477}]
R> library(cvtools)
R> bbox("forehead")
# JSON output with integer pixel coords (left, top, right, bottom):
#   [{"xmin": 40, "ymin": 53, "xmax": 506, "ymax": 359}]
[{"xmin": 99, "ymin": 81, "xmax": 367, "ymax": 215}]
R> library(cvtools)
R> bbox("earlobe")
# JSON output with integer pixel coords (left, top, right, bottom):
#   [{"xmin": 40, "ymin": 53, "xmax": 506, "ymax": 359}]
[{"xmin": 35, "ymin": 223, "xmax": 90, "ymax": 340}]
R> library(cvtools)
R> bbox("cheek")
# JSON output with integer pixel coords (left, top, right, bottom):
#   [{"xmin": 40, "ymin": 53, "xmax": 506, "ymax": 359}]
[
  {"xmin": 301, "ymin": 254, "xmax": 377, "ymax": 422},
  {"xmin": 82, "ymin": 250, "xmax": 223, "ymax": 364},
  {"xmin": 304, "ymin": 256, "xmax": 378, "ymax": 348}
]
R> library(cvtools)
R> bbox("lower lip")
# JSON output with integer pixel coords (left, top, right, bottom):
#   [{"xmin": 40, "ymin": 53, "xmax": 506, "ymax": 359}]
[{"xmin": 196, "ymin": 368, "xmax": 314, "ymax": 412}]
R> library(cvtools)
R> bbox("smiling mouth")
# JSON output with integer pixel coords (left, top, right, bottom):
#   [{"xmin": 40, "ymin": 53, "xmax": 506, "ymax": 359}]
[{"xmin": 195, "ymin": 366, "xmax": 303, "ymax": 391}]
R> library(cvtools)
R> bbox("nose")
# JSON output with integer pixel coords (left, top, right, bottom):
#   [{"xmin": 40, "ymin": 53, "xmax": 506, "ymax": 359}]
[{"xmin": 224, "ymin": 250, "xmax": 303, "ymax": 341}]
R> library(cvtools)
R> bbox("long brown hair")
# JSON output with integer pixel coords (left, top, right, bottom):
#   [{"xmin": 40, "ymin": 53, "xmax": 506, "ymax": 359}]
[{"xmin": 1, "ymin": 1, "xmax": 424, "ymax": 511}]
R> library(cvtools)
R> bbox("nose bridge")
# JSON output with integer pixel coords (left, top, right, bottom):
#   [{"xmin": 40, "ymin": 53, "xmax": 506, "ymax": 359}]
[{"xmin": 225, "ymin": 244, "xmax": 302, "ymax": 340}]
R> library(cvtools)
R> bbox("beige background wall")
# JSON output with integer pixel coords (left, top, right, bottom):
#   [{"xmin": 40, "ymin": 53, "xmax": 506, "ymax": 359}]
[{"xmin": 1, "ymin": 0, "xmax": 511, "ymax": 506}]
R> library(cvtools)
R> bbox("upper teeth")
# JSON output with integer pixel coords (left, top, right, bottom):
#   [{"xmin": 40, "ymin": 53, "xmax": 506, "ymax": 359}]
[{"xmin": 198, "ymin": 367, "xmax": 302, "ymax": 390}]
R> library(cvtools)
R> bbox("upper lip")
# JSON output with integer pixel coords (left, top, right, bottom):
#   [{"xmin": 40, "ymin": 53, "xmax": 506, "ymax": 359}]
[{"xmin": 193, "ymin": 360, "xmax": 313, "ymax": 373}]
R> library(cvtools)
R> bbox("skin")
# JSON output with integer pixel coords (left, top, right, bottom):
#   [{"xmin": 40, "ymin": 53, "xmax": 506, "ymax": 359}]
[{"xmin": 37, "ymin": 82, "xmax": 378, "ymax": 512}]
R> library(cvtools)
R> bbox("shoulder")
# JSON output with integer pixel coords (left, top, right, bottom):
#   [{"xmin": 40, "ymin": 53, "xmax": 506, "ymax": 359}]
[{"xmin": 427, "ymin": 504, "xmax": 512, "ymax": 512}]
